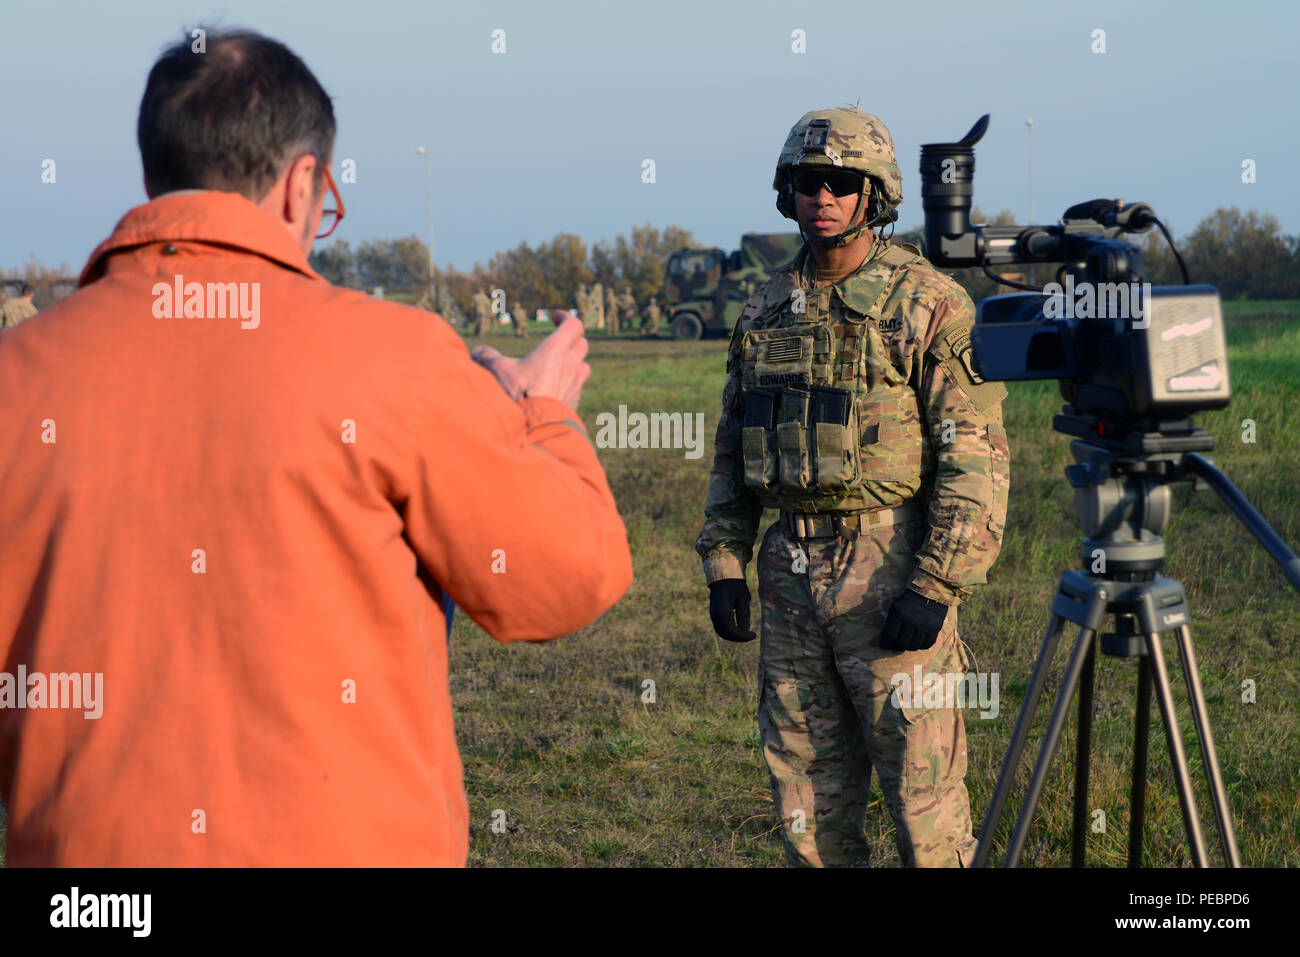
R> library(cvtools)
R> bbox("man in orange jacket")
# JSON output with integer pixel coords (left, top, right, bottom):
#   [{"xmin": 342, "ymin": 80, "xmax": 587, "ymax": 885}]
[{"xmin": 0, "ymin": 28, "xmax": 632, "ymax": 866}]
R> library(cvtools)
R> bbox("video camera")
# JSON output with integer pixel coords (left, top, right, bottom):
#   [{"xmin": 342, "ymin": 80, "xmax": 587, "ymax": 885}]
[
  {"xmin": 927, "ymin": 124, "xmax": 1300, "ymax": 872},
  {"xmin": 918, "ymin": 115, "xmax": 1230, "ymax": 454}
]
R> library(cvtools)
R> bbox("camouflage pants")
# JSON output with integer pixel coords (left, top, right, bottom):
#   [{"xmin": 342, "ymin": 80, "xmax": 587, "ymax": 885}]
[{"xmin": 756, "ymin": 516, "xmax": 976, "ymax": 868}]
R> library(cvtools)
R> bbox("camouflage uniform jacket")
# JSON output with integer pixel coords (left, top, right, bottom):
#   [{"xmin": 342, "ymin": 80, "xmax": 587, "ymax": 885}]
[
  {"xmin": 0, "ymin": 298, "xmax": 38, "ymax": 331},
  {"xmin": 695, "ymin": 239, "xmax": 1011, "ymax": 605}
]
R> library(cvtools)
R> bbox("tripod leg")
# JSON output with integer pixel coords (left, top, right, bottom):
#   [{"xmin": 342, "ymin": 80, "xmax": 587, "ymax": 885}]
[
  {"xmin": 973, "ymin": 612, "xmax": 1068, "ymax": 868},
  {"xmin": 1129, "ymin": 655, "xmax": 1152, "ymax": 868},
  {"xmin": 1175, "ymin": 624, "xmax": 1242, "ymax": 867},
  {"xmin": 1146, "ymin": 631, "xmax": 1208, "ymax": 867},
  {"xmin": 1004, "ymin": 625, "xmax": 1097, "ymax": 867},
  {"xmin": 1071, "ymin": 640, "xmax": 1096, "ymax": 867}
]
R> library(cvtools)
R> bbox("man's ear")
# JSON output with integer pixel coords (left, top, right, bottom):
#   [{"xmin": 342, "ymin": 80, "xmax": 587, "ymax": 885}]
[{"xmin": 283, "ymin": 154, "xmax": 319, "ymax": 225}]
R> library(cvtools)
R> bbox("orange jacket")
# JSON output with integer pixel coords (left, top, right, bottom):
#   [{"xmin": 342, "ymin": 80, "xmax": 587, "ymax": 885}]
[{"xmin": 0, "ymin": 191, "xmax": 632, "ymax": 866}]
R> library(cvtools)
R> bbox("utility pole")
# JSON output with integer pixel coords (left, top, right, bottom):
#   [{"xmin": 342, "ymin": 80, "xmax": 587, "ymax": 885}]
[
  {"xmin": 1026, "ymin": 118, "xmax": 1035, "ymax": 225},
  {"xmin": 1026, "ymin": 118, "xmax": 1035, "ymax": 286},
  {"xmin": 415, "ymin": 147, "xmax": 436, "ymax": 303}
]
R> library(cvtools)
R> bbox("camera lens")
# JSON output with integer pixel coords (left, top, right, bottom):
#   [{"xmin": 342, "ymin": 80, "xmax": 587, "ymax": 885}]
[{"xmin": 920, "ymin": 144, "xmax": 976, "ymax": 241}]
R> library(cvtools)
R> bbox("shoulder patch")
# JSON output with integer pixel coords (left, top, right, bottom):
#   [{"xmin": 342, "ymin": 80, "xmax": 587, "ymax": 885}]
[
  {"xmin": 931, "ymin": 319, "xmax": 1006, "ymax": 412},
  {"xmin": 942, "ymin": 327, "xmax": 982, "ymax": 382}
]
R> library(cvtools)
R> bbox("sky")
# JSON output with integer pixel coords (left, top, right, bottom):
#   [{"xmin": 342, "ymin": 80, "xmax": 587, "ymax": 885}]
[{"xmin": 1, "ymin": 0, "xmax": 1296, "ymax": 275}]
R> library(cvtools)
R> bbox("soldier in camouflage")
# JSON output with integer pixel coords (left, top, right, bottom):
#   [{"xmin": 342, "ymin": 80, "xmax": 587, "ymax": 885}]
[
  {"xmin": 643, "ymin": 298, "xmax": 661, "ymax": 337},
  {"xmin": 695, "ymin": 107, "xmax": 1011, "ymax": 868},
  {"xmin": 512, "ymin": 298, "xmax": 529, "ymax": 337},
  {"xmin": 591, "ymin": 282, "xmax": 606, "ymax": 332},
  {"xmin": 618, "ymin": 288, "xmax": 638, "ymax": 331},
  {"xmin": 472, "ymin": 288, "xmax": 491, "ymax": 337},
  {"xmin": 0, "ymin": 283, "xmax": 39, "ymax": 331},
  {"xmin": 576, "ymin": 284, "xmax": 592, "ymax": 330},
  {"xmin": 605, "ymin": 286, "xmax": 620, "ymax": 335}
]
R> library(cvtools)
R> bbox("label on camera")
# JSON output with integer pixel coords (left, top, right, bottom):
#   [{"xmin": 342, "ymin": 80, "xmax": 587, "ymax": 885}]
[
  {"xmin": 1167, "ymin": 360, "xmax": 1225, "ymax": 392},
  {"xmin": 1147, "ymin": 291, "xmax": 1230, "ymax": 404}
]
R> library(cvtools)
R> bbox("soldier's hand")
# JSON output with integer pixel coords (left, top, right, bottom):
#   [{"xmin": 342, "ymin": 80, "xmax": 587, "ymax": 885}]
[
  {"xmin": 708, "ymin": 579, "xmax": 756, "ymax": 643},
  {"xmin": 879, "ymin": 589, "xmax": 949, "ymax": 652},
  {"xmin": 471, "ymin": 311, "xmax": 590, "ymax": 410}
]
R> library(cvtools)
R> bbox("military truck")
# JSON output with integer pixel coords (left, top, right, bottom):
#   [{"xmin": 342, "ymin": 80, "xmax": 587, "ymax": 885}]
[{"xmin": 663, "ymin": 232, "xmax": 802, "ymax": 340}]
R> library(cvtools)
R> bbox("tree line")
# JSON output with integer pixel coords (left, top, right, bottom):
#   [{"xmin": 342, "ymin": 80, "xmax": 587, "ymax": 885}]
[
  {"xmin": 8, "ymin": 207, "xmax": 1299, "ymax": 315},
  {"xmin": 306, "ymin": 206, "xmax": 1298, "ymax": 319},
  {"xmin": 307, "ymin": 223, "xmax": 696, "ymax": 322}
]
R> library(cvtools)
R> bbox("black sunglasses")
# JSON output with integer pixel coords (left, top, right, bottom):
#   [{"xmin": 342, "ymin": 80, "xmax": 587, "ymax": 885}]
[{"xmin": 792, "ymin": 168, "xmax": 865, "ymax": 198}]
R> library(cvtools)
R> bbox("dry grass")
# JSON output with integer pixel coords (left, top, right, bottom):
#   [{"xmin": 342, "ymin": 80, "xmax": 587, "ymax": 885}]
[
  {"xmin": 453, "ymin": 302, "xmax": 1300, "ymax": 867},
  {"xmin": 3, "ymin": 304, "xmax": 1295, "ymax": 868}
]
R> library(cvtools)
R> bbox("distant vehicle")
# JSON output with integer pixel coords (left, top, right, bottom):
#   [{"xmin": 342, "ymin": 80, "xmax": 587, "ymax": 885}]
[{"xmin": 662, "ymin": 233, "xmax": 802, "ymax": 340}]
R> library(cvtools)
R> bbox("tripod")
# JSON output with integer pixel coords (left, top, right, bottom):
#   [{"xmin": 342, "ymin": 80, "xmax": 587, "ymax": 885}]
[{"xmin": 974, "ymin": 417, "xmax": 1300, "ymax": 868}]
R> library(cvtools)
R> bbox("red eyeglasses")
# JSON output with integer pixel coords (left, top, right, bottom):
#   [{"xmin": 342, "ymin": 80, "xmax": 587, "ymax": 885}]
[{"xmin": 315, "ymin": 165, "xmax": 346, "ymax": 239}]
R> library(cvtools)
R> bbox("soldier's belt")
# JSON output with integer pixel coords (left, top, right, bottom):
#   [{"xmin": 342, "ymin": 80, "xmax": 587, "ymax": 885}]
[{"xmin": 782, "ymin": 500, "xmax": 921, "ymax": 540}]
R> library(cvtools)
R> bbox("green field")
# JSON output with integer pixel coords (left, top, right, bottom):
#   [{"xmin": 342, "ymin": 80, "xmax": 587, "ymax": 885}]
[
  {"xmin": 452, "ymin": 301, "xmax": 1300, "ymax": 867},
  {"xmin": 2, "ymin": 302, "xmax": 1295, "ymax": 868}
]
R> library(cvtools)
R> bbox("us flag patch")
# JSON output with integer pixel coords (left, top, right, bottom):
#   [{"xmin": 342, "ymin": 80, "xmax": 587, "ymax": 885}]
[{"xmin": 766, "ymin": 339, "xmax": 805, "ymax": 362}]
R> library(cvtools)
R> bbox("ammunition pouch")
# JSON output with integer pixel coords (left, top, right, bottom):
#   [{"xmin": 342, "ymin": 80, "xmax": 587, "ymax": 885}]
[
  {"xmin": 734, "ymin": 249, "xmax": 927, "ymax": 505},
  {"xmin": 738, "ymin": 323, "xmax": 870, "ymax": 499}
]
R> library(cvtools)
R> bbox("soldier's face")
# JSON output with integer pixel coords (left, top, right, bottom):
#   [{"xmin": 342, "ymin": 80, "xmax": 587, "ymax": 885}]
[{"xmin": 794, "ymin": 179, "xmax": 868, "ymax": 238}]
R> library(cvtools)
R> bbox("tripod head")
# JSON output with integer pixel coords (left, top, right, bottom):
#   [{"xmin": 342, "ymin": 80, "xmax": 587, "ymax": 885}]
[{"xmin": 1058, "ymin": 413, "xmax": 1215, "ymax": 579}]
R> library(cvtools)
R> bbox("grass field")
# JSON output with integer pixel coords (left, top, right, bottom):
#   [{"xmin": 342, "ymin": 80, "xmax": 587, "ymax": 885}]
[
  {"xmin": 2, "ymin": 302, "xmax": 1295, "ymax": 868},
  {"xmin": 452, "ymin": 301, "xmax": 1300, "ymax": 867}
]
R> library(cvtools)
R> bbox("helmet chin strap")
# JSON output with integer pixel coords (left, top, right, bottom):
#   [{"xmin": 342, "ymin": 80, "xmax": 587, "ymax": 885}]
[{"xmin": 800, "ymin": 189, "xmax": 874, "ymax": 250}]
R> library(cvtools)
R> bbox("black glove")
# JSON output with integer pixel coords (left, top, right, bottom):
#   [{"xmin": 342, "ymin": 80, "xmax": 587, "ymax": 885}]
[
  {"xmin": 879, "ymin": 589, "xmax": 950, "ymax": 652},
  {"xmin": 708, "ymin": 579, "xmax": 757, "ymax": 643}
]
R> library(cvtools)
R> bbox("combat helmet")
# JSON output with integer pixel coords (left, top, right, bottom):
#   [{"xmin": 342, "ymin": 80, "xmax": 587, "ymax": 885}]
[{"xmin": 773, "ymin": 107, "xmax": 903, "ymax": 248}]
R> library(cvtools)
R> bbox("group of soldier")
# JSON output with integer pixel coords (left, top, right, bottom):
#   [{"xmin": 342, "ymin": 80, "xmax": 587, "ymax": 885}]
[
  {"xmin": 580, "ymin": 283, "xmax": 663, "ymax": 335},
  {"xmin": 2, "ymin": 277, "xmax": 672, "ymax": 340},
  {"xmin": 573, "ymin": 283, "xmax": 658, "ymax": 336},
  {"xmin": 416, "ymin": 284, "xmax": 663, "ymax": 338}
]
